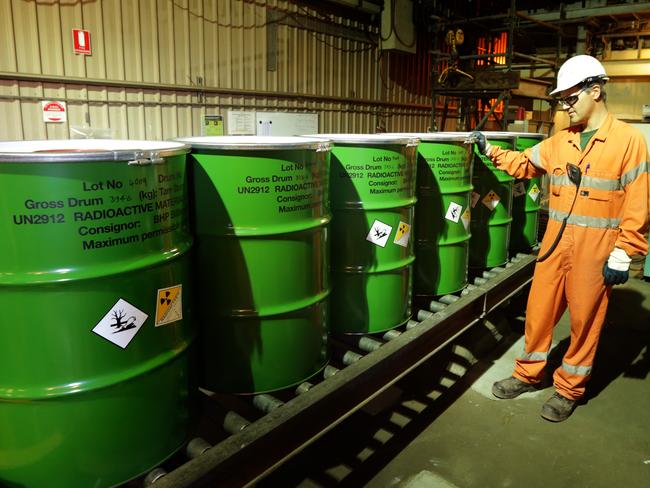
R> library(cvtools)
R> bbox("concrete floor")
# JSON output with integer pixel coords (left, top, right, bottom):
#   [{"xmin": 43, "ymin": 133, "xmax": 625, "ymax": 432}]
[
  {"xmin": 368, "ymin": 277, "xmax": 650, "ymax": 488},
  {"xmin": 261, "ymin": 277, "xmax": 650, "ymax": 488}
]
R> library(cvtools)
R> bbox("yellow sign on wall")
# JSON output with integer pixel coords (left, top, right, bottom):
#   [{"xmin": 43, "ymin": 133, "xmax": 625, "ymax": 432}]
[{"xmin": 202, "ymin": 115, "xmax": 224, "ymax": 136}]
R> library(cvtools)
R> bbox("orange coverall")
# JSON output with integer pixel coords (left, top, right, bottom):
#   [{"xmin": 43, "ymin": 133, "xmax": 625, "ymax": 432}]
[{"xmin": 488, "ymin": 114, "xmax": 650, "ymax": 399}]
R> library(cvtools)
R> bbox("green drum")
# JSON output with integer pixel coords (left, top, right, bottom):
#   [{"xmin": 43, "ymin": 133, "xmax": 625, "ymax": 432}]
[
  {"xmin": 469, "ymin": 132, "xmax": 516, "ymax": 268},
  {"xmin": 178, "ymin": 136, "xmax": 330, "ymax": 394},
  {"xmin": 397, "ymin": 132, "xmax": 473, "ymax": 296},
  {"xmin": 0, "ymin": 140, "xmax": 196, "ymax": 488},
  {"xmin": 314, "ymin": 134, "xmax": 417, "ymax": 334},
  {"xmin": 510, "ymin": 132, "xmax": 545, "ymax": 252}
]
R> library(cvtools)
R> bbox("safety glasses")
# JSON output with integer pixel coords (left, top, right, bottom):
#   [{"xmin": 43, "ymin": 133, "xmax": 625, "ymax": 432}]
[{"xmin": 556, "ymin": 86, "xmax": 588, "ymax": 108}]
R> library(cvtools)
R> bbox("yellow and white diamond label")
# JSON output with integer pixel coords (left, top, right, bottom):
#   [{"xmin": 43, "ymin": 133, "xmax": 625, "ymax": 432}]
[
  {"xmin": 513, "ymin": 182, "xmax": 526, "ymax": 198},
  {"xmin": 482, "ymin": 190, "xmax": 500, "ymax": 211},
  {"xmin": 393, "ymin": 221, "xmax": 411, "ymax": 247},
  {"xmin": 366, "ymin": 219, "xmax": 393, "ymax": 248},
  {"xmin": 445, "ymin": 202, "xmax": 463, "ymax": 223},
  {"xmin": 528, "ymin": 183, "xmax": 540, "ymax": 202},
  {"xmin": 461, "ymin": 207, "xmax": 471, "ymax": 231},
  {"xmin": 155, "ymin": 285, "xmax": 183, "ymax": 327}
]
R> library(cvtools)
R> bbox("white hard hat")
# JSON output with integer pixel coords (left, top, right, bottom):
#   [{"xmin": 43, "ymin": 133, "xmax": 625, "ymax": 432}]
[{"xmin": 549, "ymin": 55, "xmax": 609, "ymax": 95}]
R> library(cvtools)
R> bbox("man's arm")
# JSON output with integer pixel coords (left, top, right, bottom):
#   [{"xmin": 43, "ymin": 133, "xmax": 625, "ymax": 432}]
[
  {"xmin": 615, "ymin": 131, "xmax": 650, "ymax": 258},
  {"xmin": 470, "ymin": 131, "xmax": 547, "ymax": 179},
  {"xmin": 602, "ymin": 129, "xmax": 648, "ymax": 285}
]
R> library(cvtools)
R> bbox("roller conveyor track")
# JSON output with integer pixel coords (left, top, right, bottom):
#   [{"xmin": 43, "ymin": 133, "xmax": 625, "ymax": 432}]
[{"xmin": 138, "ymin": 253, "xmax": 536, "ymax": 488}]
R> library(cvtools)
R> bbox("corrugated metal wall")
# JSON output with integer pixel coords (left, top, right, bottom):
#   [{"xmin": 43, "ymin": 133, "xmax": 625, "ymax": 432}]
[{"xmin": 0, "ymin": 0, "xmax": 433, "ymax": 141}]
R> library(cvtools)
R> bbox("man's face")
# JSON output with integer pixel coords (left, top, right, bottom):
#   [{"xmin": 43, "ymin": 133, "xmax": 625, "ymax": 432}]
[{"xmin": 556, "ymin": 83, "xmax": 598, "ymax": 125}]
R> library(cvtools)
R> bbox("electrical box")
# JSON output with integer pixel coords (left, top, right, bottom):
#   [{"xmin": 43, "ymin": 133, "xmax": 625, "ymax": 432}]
[{"xmin": 380, "ymin": 0, "xmax": 416, "ymax": 53}]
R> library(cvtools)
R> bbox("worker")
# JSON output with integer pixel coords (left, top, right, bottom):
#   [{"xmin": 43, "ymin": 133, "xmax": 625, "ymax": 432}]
[{"xmin": 470, "ymin": 54, "xmax": 650, "ymax": 422}]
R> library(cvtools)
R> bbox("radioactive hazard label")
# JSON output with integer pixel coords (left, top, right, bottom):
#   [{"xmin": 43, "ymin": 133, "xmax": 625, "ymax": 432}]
[
  {"xmin": 445, "ymin": 202, "xmax": 463, "ymax": 223},
  {"xmin": 92, "ymin": 298, "xmax": 148, "ymax": 349},
  {"xmin": 155, "ymin": 285, "xmax": 183, "ymax": 327},
  {"xmin": 528, "ymin": 183, "xmax": 540, "ymax": 201},
  {"xmin": 513, "ymin": 181, "xmax": 526, "ymax": 197},
  {"xmin": 393, "ymin": 221, "xmax": 411, "ymax": 247},
  {"xmin": 482, "ymin": 190, "xmax": 500, "ymax": 210},
  {"xmin": 461, "ymin": 207, "xmax": 471, "ymax": 231}
]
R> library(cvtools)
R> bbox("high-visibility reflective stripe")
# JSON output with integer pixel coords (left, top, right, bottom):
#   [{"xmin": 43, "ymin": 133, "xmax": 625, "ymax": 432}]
[
  {"xmin": 620, "ymin": 161, "xmax": 650, "ymax": 187},
  {"xmin": 549, "ymin": 174, "xmax": 621, "ymax": 191},
  {"xmin": 549, "ymin": 209, "xmax": 621, "ymax": 229},
  {"xmin": 549, "ymin": 174, "xmax": 570, "ymax": 187},
  {"xmin": 519, "ymin": 351, "xmax": 548, "ymax": 361},
  {"xmin": 530, "ymin": 143, "xmax": 545, "ymax": 170},
  {"xmin": 562, "ymin": 361, "xmax": 592, "ymax": 376},
  {"xmin": 583, "ymin": 175, "xmax": 621, "ymax": 191}
]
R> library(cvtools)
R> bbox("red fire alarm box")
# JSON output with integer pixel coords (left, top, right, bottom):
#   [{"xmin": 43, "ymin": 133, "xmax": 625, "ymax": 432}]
[{"xmin": 72, "ymin": 29, "xmax": 91, "ymax": 55}]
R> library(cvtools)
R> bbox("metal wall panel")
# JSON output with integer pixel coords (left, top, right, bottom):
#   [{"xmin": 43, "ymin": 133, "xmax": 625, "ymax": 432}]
[
  {"xmin": 0, "ymin": 81, "xmax": 22, "ymax": 140},
  {"xmin": 0, "ymin": 0, "xmax": 431, "ymax": 141},
  {"xmin": 607, "ymin": 80, "xmax": 650, "ymax": 120},
  {"xmin": 0, "ymin": 4, "xmax": 17, "ymax": 73}
]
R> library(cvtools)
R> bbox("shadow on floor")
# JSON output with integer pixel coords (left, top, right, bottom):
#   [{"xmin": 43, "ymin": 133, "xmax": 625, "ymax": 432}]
[
  {"xmin": 258, "ymin": 283, "xmax": 650, "ymax": 487},
  {"xmin": 541, "ymin": 286, "xmax": 650, "ymax": 404},
  {"xmin": 585, "ymin": 286, "xmax": 650, "ymax": 401},
  {"xmin": 257, "ymin": 307, "xmax": 525, "ymax": 488}
]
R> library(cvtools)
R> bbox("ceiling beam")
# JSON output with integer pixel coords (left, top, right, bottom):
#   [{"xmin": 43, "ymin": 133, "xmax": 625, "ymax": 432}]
[{"xmin": 522, "ymin": 2, "xmax": 650, "ymax": 23}]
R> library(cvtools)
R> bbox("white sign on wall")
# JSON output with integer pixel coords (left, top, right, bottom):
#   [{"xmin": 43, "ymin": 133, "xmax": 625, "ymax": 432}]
[
  {"xmin": 255, "ymin": 112, "xmax": 319, "ymax": 136},
  {"xmin": 42, "ymin": 101, "xmax": 67, "ymax": 123},
  {"xmin": 226, "ymin": 111, "xmax": 256, "ymax": 135},
  {"xmin": 226, "ymin": 110, "xmax": 319, "ymax": 136}
]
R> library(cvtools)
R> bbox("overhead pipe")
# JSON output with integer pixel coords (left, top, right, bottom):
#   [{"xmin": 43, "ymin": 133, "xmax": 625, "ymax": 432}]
[
  {"xmin": 516, "ymin": 11, "xmax": 562, "ymax": 32},
  {"xmin": 513, "ymin": 52, "xmax": 558, "ymax": 67},
  {"xmin": 0, "ymin": 72, "xmax": 431, "ymax": 112},
  {"xmin": 0, "ymin": 94, "xmax": 431, "ymax": 121}
]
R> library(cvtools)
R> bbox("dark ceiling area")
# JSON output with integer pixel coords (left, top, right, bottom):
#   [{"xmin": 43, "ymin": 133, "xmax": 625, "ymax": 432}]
[
  {"xmin": 308, "ymin": 1, "xmax": 650, "ymax": 58},
  {"xmin": 413, "ymin": 0, "xmax": 650, "ymax": 56}
]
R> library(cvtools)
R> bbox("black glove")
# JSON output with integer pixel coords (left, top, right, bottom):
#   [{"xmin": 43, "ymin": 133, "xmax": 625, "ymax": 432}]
[
  {"xmin": 469, "ymin": 131, "xmax": 490, "ymax": 156},
  {"xmin": 602, "ymin": 262, "xmax": 629, "ymax": 286}
]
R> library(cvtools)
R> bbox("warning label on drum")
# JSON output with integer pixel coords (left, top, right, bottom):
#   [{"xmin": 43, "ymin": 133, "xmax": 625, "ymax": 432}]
[
  {"xmin": 461, "ymin": 208, "xmax": 471, "ymax": 231},
  {"xmin": 92, "ymin": 298, "xmax": 148, "ymax": 349},
  {"xmin": 513, "ymin": 182, "xmax": 526, "ymax": 198},
  {"xmin": 445, "ymin": 202, "xmax": 463, "ymax": 223},
  {"xmin": 482, "ymin": 190, "xmax": 500, "ymax": 211},
  {"xmin": 366, "ymin": 219, "xmax": 392, "ymax": 247},
  {"xmin": 155, "ymin": 285, "xmax": 183, "ymax": 327},
  {"xmin": 393, "ymin": 221, "xmax": 411, "ymax": 247},
  {"xmin": 529, "ymin": 183, "xmax": 540, "ymax": 201}
]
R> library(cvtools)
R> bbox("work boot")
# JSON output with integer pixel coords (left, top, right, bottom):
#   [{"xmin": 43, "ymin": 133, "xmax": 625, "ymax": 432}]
[
  {"xmin": 492, "ymin": 376, "xmax": 538, "ymax": 399},
  {"xmin": 541, "ymin": 392, "xmax": 577, "ymax": 422}
]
